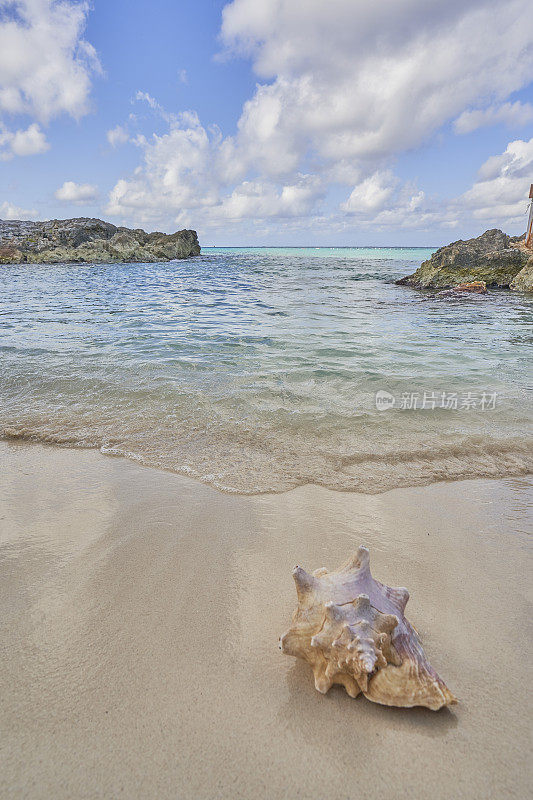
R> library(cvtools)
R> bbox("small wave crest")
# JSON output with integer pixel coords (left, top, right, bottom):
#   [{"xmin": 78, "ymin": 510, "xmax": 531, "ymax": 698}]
[{"xmin": 2, "ymin": 420, "xmax": 532, "ymax": 495}]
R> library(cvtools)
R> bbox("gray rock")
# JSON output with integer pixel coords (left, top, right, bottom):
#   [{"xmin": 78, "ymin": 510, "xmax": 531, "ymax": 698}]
[
  {"xmin": 0, "ymin": 217, "xmax": 200, "ymax": 264},
  {"xmin": 396, "ymin": 229, "xmax": 531, "ymax": 290},
  {"xmin": 510, "ymin": 256, "xmax": 533, "ymax": 292}
]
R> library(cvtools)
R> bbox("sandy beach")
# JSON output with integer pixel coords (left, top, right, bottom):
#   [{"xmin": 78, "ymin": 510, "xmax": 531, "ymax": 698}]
[
  {"xmin": 1, "ymin": 440, "xmax": 531, "ymax": 799},
  {"xmin": 2, "ymin": 1, "xmax": 533, "ymax": 798}
]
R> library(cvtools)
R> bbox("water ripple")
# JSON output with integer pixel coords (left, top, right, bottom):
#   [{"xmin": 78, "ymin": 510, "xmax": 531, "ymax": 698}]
[{"xmin": 0, "ymin": 247, "xmax": 532, "ymax": 493}]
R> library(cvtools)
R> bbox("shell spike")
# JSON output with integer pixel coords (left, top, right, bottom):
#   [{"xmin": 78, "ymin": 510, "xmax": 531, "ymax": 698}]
[
  {"xmin": 357, "ymin": 673, "xmax": 369, "ymax": 692},
  {"xmin": 313, "ymin": 669, "xmax": 332, "ymax": 695},
  {"xmin": 325, "ymin": 601, "xmax": 345, "ymax": 622},
  {"xmin": 354, "ymin": 593, "xmax": 371, "ymax": 612},
  {"xmin": 381, "ymin": 613, "xmax": 399, "ymax": 633},
  {"xmin": 292, "ymin": 565, "xmax": 317, "ymax": 598},
  {"xmin": 342, "ymin": 545, "xmax": 371, "ymax": 574},
  {"xmin": 312, "ymin": 567, "xmax": 328, "ymax": 577}
]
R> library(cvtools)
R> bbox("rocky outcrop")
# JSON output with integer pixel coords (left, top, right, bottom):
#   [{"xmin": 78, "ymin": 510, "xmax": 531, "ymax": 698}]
[
  {"xmin": 510, "ymin": 256, "xmax": 533, "ymax": 291},
  {"xmin": 0, "ymin": 217, "xmax": 201, "ymax": 264},
  {"xmin": 396, "ymin": 229, "xmax": 532, "ymax": 291}
]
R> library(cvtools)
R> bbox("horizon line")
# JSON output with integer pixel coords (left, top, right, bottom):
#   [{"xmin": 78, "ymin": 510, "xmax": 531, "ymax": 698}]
[{"xmin": 202, "ymin": 244, "xmax": 439, "ymax": 249}]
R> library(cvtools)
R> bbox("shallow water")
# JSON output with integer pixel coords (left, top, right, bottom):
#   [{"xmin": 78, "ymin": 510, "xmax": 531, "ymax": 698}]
[{"xmin": 1, "ymin": 246, "xmax": 532, "ymax": 492}]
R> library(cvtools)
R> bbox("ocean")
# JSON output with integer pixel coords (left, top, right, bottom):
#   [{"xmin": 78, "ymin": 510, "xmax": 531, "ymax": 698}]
[{"xmin": 1, "ymin": 246, "xmax": 532, "ymax": 493}]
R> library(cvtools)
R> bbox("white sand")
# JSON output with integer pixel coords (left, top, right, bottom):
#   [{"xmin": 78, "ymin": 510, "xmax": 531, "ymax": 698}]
[{"xmin": 1, "ymin": 441, "xmax": 531, "ymax": 799}]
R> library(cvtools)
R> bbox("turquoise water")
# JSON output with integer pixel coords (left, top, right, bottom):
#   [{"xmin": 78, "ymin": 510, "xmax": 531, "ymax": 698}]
[{"xmin": 1, "ymin": 246, "xmax": 532, "ymax": 493}]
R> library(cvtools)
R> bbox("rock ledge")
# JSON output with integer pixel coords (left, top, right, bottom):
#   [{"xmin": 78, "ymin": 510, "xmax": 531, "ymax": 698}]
[
  {"xmin": 0, "ymin": 217, "xmax": 201, "ymax": 264},
  {"xmin": 396, "ymin": 229, "xmax": 533, "ymax": 291}
]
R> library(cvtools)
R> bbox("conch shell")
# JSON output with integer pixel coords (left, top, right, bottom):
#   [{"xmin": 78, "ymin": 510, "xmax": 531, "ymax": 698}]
[{"xmin": 279, "ymin": 546, "xmax": 456, "ymax": 710}]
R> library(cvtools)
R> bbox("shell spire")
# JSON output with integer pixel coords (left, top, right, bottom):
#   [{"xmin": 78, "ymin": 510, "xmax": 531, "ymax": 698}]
[{"xmin": 279, "ymin": 547, "xmax": 457, "ymax": 710}]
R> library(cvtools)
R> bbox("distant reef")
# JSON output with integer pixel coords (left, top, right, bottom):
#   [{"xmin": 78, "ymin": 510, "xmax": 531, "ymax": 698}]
[
  {"xmin": 0, "ymin": 217, "xmax": 200, "ymax": 264},
  {"xmin": 397, "ymin": 229, "xmax": 533, "ymax": 291}
]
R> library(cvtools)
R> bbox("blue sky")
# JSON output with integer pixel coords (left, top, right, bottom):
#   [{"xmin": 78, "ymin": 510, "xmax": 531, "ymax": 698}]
[{"xmin": 1, "ymin": 0, "xmax": 533, "ymax": 245}]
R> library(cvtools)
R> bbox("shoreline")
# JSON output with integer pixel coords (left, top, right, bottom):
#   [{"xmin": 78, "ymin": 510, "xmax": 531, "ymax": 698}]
[
  {"xmin": 2, "ymin": 431, "xmax": 532, "ymax": 497},
  {"xmin": 3, "ymin": 246, "xmax": 532, "ymax": 498},
  {"xmin": 1, "ymin": 440, "xmax": 531, "ymax": 799}
]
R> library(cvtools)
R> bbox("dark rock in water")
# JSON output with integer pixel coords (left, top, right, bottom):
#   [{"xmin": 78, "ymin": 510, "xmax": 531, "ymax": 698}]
[
  {"xmin": 396, "ymin": 229, "xmax": 532, "ymax": 291},
  {"xmin": 436, "ymin": 281, "xmax": 488, "ymax": 298},
  {"xmin": 0, "ymin": 217, "xmax": 201, "ymax": 264},
  {"xmin": 451, "ymin": 280, "xmax": 487, "ymax": 294}
]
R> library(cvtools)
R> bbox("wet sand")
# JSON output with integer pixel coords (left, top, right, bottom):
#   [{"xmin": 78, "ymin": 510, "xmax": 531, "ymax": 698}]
[{"xmin": 1, "ymin": 440, "xmax": 531, "ymax": 799}]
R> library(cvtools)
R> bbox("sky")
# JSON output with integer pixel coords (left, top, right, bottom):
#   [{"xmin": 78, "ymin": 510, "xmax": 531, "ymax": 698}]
[{"xmin": 1, "ymin": 0, "xmax": 533, "ymax": 246}]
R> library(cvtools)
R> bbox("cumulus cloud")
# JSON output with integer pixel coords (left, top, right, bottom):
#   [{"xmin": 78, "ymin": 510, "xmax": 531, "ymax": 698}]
[
  {"xmin": 0, "ymin": 200, "xmax": 38, "ymax": 219},
  {"xmin": 340, "ymin": 172, "xmax": 436, "ymax": 230},
  {"xmin": 0, "ymin": 122, "xmax": 49, "ymax": 159},
  {"xmin": 459, "ymin": 137, "xmax": 533, "ymax": 223},
  {"xmin": 0, "ymin": 0, "xmax": 99, "ymax": 157},
  {"xmin": 341, "ymin": 172, "xmax": 397, "ymax": 215},
  {"xmin": 10, "ymin": 122, "xmax": 50, "ymax": 156},
  {"xmin": 55, "ymin": 180, "xmax": 99, "ymax": 203},
  {"xmin": 454, "ymin": 101, "xmax": 533, "ymax": 134},
  {"xmin": 214, "ymin": 175, "xmax": 324, "ymax": 222},
  {"xmin": 107, "ymin": 111, "xmax": 219, "ymax": 220},
  {"xmin": 107, "ymin": 0, "xmax": 533, "ymax": 234},
  {"xmin": 107, "ymin": 124, "xmax": 129, "ymax": 147},
  {"xmin": 343, "ymin": 137, "xmax": 533, "ymax": 232},
  {"xmin": 0, "ymin": 0, "xmax": 100, "ymax": 120},
  {"xmin": 220, "ymin": 0, "xmax": 533, "ymax": 168}
]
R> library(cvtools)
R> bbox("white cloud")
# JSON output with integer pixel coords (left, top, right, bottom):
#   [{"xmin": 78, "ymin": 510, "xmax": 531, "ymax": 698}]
[
  {"xmin": 0, "ymin": 0, "xmax": 99, "ymax": 157},
  {"xmin": 10, "ymin": 122, "xmax": 50, "ymax": 156},
  {"xmin": 0, "ymin": 0, "xmax": 100, "ymax": 121},
  {"xmin": 107, "ymin": 112, "xmax": 219, "ymax": 221},
  {"xmin": 214, "ymin": 175, "xmax": 324, "ymax": 222},
  {"xmin": 459, "ymin": 137, "xmax": 533, "ymax": 223},
  {"xmin": 0, "ymin": 200, "xmax": 38, "ymax": 220},
  {"xmin": 133, "ymin": 90, "xmax": 178, "ymax": 125},
  {"xmin": 0, "ymin": 122, "xmax": 49, "ymax": 159},
  {"xmin": 107, "ymin": 0, "xmax": 533, "ymax": 235},
  {"xmin": 340, "ymin": 171, "xmax": 436, "ymax": 229},
  {"xmin": 346, "ymin": 137, "xmax": 533, "ymax": 232},
  {"xmin": 135, "ymin": 90, "xmax": 160, "ymax": 111},
  {"xmin": 454, "ymin": 101, "xmax": 533, "ymax": 134},
  {"xmin": 55, "ymin": 180, "xmax": 99, "ymax": 203},
  {"xmin": 341, "ymin": 172, "xmax": 397, "ymax": 214},
  {"xmin": 105, "ymin": 112, "xmax": 325, "ymax": 230},
  {"xmin": 107, "ymin": 124, "xmax": 129, "ymax": 147},
  {"xmin": 219, "ymin": 0, "xmax": 533, "ymax": 168}
]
